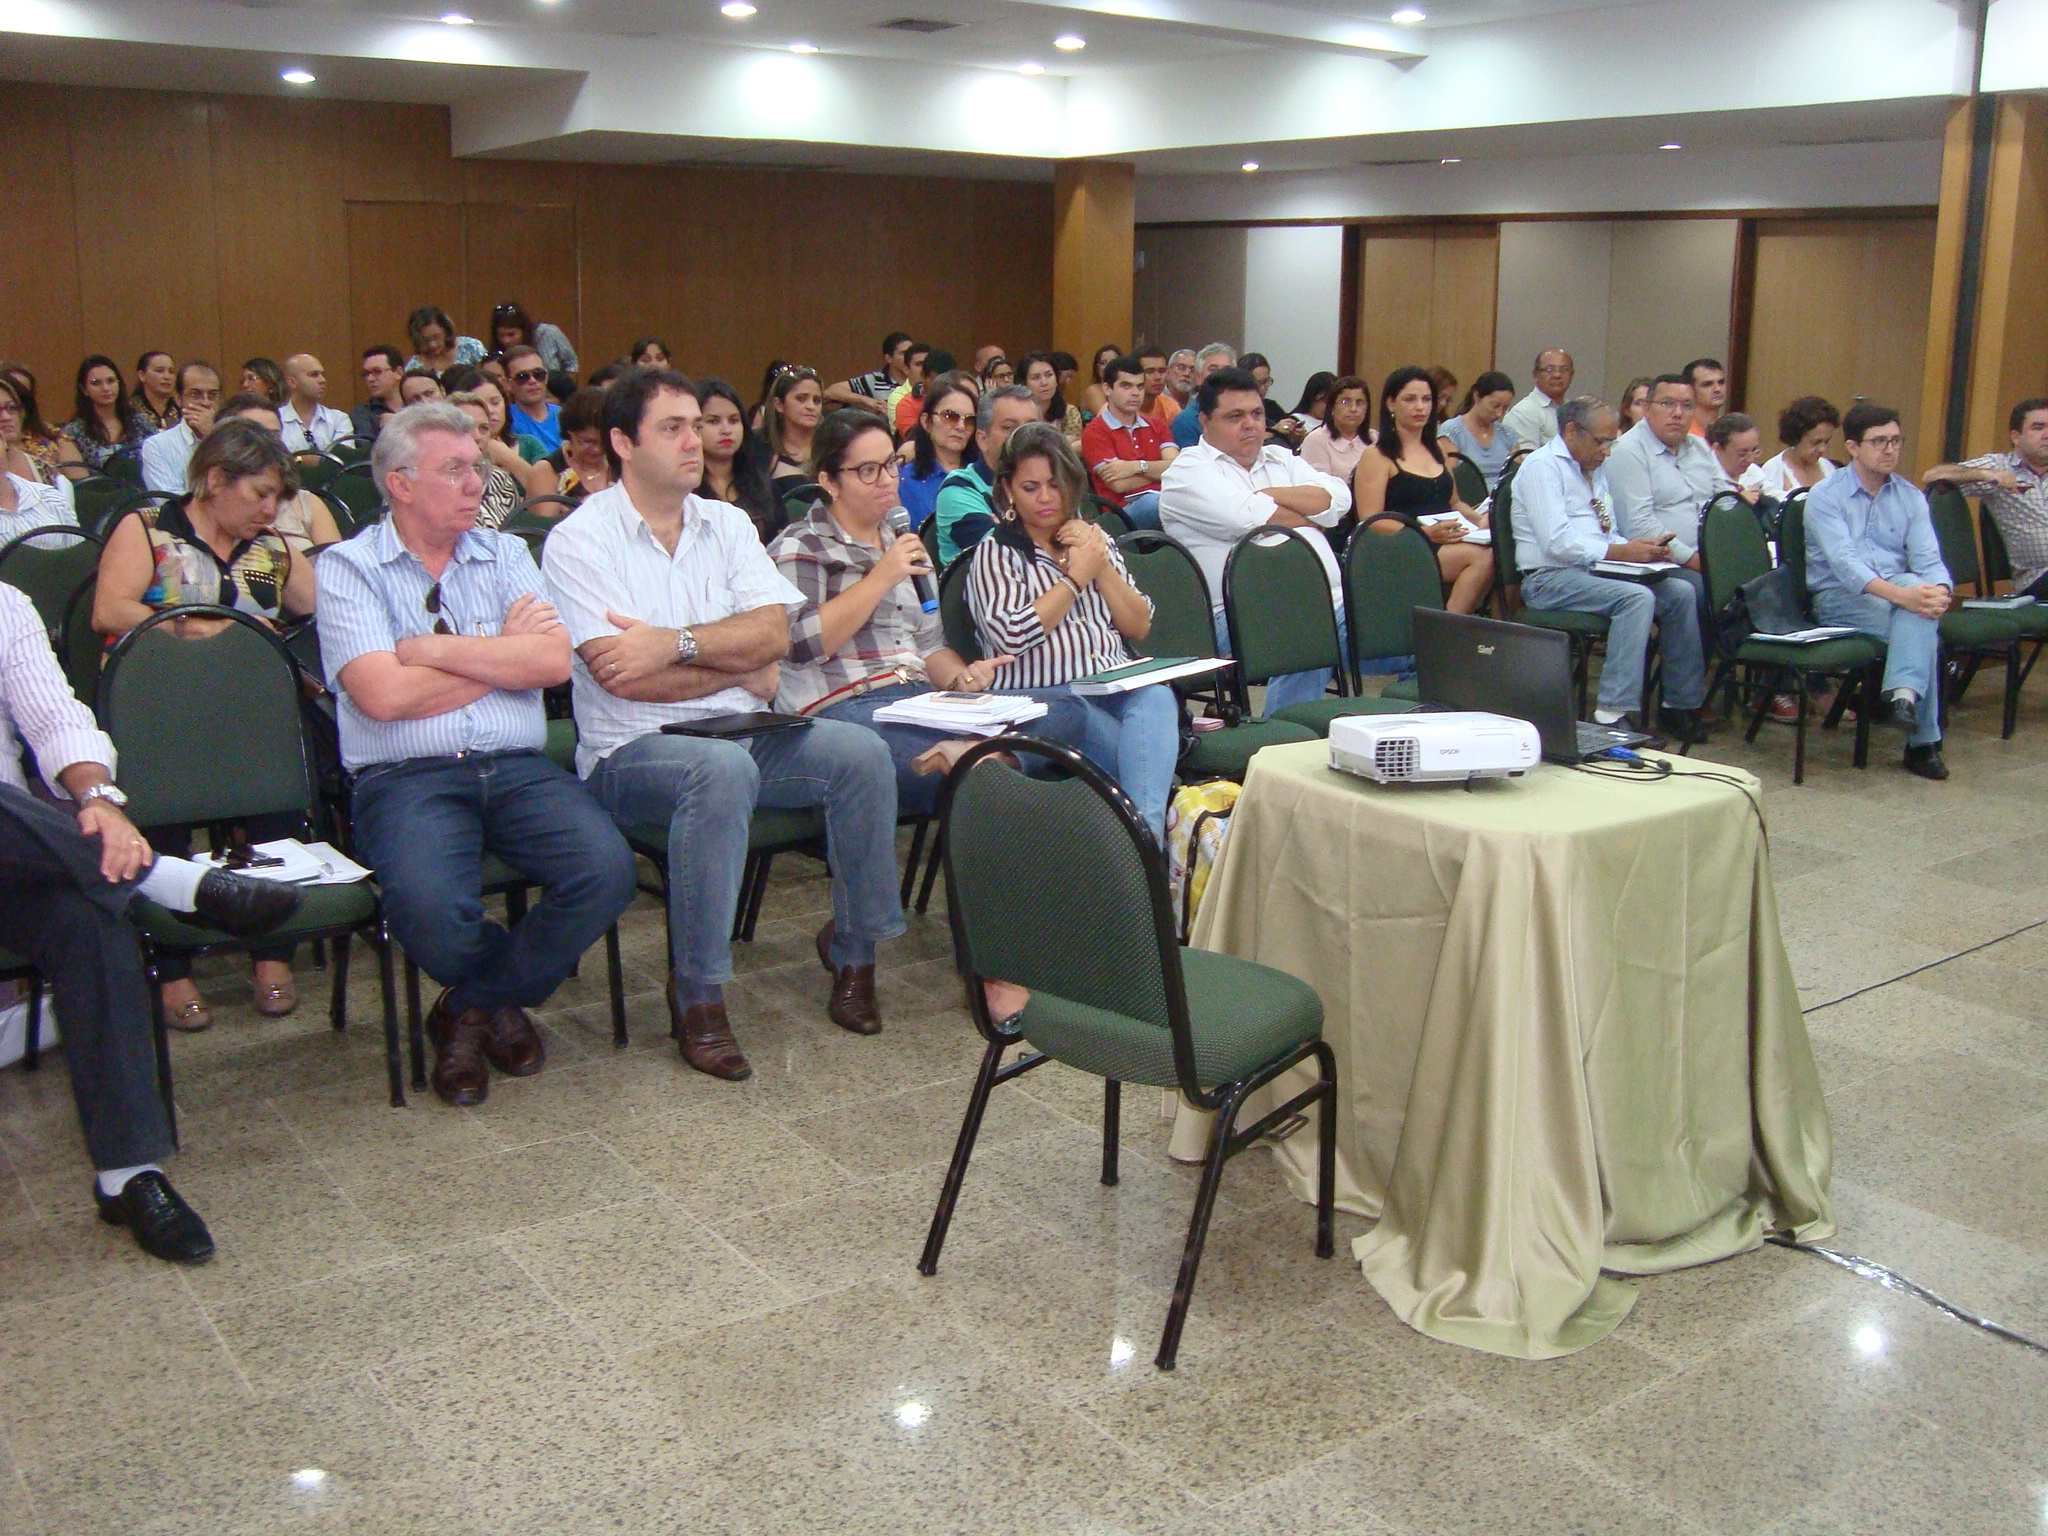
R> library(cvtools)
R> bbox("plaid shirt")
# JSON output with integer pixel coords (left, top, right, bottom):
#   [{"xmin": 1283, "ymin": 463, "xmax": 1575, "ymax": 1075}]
[
  {"xmin": 1960, "ymin": 452, "xmax": 2048, "ymax": 593},
  {"xmin": 767, "ymin": 504, "xmax": 942, "ymax": 712}
]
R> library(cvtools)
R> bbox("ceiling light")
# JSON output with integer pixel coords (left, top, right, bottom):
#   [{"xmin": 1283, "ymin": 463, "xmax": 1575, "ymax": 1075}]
[
  {"xmin": 1241, "ymin": 160, "xmax": 1259, "ymax": 172},
  {"xmin": 1440, "ymin": 157, "xmax": 1460, "ymax": 164},
  {"xmin": 280, "ymin": 68, "xmax": 316, "ymax": 85},
  {"xmin": 1054, "ymin": 33, "xmax": 1086, "ymax": 50},
  {"xmin": 1391, "ymin": 7, "xmax": 1426, "ymax": 21},
  {"xmin": 1018, "ymin": 60, "xmax": 1044, "ymax": 75},
  {"xmin": 789, "ymin": 40, "xmax": 818, "ymax": 53},
  {"xmin": 1659, "ymin": 141, "xmax": 1683, "ymax": 150},
  {"xmin": 720, "ymin": 1, "xmax": 756, "ymax": 15},
  {"xmin": 440, "ymin": 11, "xmax": 474, "ymax": 24}
]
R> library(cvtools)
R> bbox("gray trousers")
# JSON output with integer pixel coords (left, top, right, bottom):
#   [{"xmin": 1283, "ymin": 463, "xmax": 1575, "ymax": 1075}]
[
  {"xmin": 0, "ymin": 785, "xmax": 172, "ymax": 1170},
  {"xmin": 1521, "ymin": 566, "xmax": 1707, "ymax": 715}
]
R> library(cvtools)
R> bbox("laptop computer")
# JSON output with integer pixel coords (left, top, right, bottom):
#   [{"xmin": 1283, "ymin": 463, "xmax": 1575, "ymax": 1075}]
[{"xmin": 1411, "ymin": 608, "xmax": 1654, "ymax": 764}]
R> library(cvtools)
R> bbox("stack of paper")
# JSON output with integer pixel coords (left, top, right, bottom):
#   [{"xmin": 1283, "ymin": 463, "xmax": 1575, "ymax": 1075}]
[
  {"xmin": 198, "ymin": 838, "xmax": 372, "ymax": 885},
  {"xmin": 1758, "ymin": 626, "xmax": 1862, "ymax": 644},
  {"xmin": 871, "ymin": 692, "xmax": 1049, "ymax": 736},
  {"xmin": 1963, "ymin": 594, "xmax": 2038, "ymax": 610},
  {"xmin": 1593, "ymin": 559, "xmax": 1682, "ymax": 577}
]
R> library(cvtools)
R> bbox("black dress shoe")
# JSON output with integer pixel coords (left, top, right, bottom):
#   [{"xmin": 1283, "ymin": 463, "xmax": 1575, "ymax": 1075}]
[
  {"xmin": 1904, "ymin": 742, "xmax": 1949, "ymax": 780},
  {"xmin": 94, "ymin": 1171, "xmax": 214, "ymax": 1264},
  {"xmin": 191, "ymin": 869, "xmax": 303, "ymax": 938},
  {"xmin": 1657, "ymin": 707, "xmax": 1709, "ymax": 745}
]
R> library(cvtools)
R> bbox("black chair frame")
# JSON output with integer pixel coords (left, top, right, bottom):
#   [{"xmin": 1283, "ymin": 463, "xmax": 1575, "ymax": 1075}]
[{"xmin": 918, "ymin": 736, "xmax": 1336, "ymax": 1371}]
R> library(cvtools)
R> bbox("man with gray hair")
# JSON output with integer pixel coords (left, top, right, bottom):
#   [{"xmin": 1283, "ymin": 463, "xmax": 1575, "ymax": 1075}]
[
  {"xmin": 1172, "ymin": 342, "xmax": 1238, "ymax": 447},
  {"xmin": 1511, "ymin": 395, "xmax": 1709, "ymax": 743},
  {"xmin": 316, "ymin": 401, "xmax": 637, "ymax": 1107},
  {"xmin": 1161, "ymin": 348, "xmax": 1199, "ymax": 420},
  {"xmin": 1502, "ymin": 348, "xmax": 1575, "ymax": 449},
  {"xmin": 933, "ymin": 383, "xmax": 1040, "ymax": 565}
]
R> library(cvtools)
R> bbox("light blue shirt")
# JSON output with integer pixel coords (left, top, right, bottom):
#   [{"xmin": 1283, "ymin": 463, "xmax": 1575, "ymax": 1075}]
[
  {"xmin": 1171, "ymin": 401, "xmax": 1202, "ymax": 449},
  {"xmin": 141, "ymin": 422, "xmax": 196, "ymax": 494},
  {"xmin": 315, "ymin": 517, "xmax": 550, "ymax": 771},
  {"xmin": 1802, "ymin": 464, "xmax": 1950, "ymax": 598},
  {"xmin": 1603, "ymin": 418, "xmax": 1719, "ymax": 562},
  {"xmin": 1511, "ymin": 433, "xmax": 1616, "ymax": 573}
]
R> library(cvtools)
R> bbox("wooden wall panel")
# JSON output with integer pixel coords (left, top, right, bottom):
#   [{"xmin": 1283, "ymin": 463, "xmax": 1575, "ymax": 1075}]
[
  {"xmin": 1355, "ymin": 225, "xmax": 1498, "ymax": 401},
  {"xmin": 340, "ymin": 102, "xmax": 458, "ymax": 204},
  {"xmin": 1052, "ymin": 160, "xmax": 1135, "ymax": 370},
  {"xmin": 0, "ymin": 85, "xmax": 84, "ymax": 403},
  {"xmin": 462, "ymin": 203, "xmax": 578, "ymax": 356},
  {"xmin": 1967, "ymin": 95, "xmax": 2048, "ymax": 455},
  {"xmin": 972, "ymin": 179, "xmax": 1056, "ymax": 365},
  {"xmin": 346, "ymin": 202, "xmax": 465, "ymax": 369},
  {"xmin": 461, "ymin": 158, "xmax": 578, "ymax": 208},
  {"xmin": 70, "ymin": 90, "xmax": 221, "ymax": 378},
  {"xmin": 209, "ymin": 95, "xmax": 351, "ymax": 384},
  {"xmin": 1745, "ymin": 217, "xmax": 1937, "ymax": 458}
]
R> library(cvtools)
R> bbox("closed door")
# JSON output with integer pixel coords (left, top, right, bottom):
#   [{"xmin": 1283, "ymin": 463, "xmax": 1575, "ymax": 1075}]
[{"xmin": 1355, "ymin": 224, "xmax": 1498, "ymax": 405}]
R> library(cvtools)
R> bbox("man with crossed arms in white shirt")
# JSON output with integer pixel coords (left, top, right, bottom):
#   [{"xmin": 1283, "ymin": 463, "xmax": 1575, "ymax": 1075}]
[{"xmin": 1160, "ymin": 366, "xmax": 1352, "ymax": 716}]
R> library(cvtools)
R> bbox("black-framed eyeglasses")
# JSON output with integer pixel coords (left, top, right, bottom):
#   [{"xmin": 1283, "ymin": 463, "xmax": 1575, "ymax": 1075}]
[
  {"xmin": 839, "ymin": 460, "xmax": 902, "ymax": 485},
  {"xmin": 425, "ymin": 581, "xmax": 452, "ymax": 635},
  {"xmin": 511, "ymin": 368, "xmax": 547, "ymax": 384}
]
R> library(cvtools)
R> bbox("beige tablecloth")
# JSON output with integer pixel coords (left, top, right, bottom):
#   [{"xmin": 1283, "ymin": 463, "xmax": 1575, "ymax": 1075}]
[{"xmin": 1175, "ymin": 741, "xmax": 1834, "ymax": 1358}]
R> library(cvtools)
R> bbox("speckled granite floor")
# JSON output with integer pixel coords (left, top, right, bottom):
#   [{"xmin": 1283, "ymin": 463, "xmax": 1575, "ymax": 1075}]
[{"xmin": 0, "ymin": 680, "xmax": 2041, "ymax": 1535}]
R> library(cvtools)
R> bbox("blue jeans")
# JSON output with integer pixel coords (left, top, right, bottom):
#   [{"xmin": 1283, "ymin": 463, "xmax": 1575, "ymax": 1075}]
[
  {"xmin": 1076, "ymin": 684, "xmax": 1179, "ymax": 843},
  {"xmin": 1212, "ymin": 609, "xmax": 1348, "ymax": 719},
  {"xmin": 1813, "ymin": 583, "xmax": 1942, "ymax": 745},
  {"xmin": 351, "ymin": 750, "xmax": 638, "ymax": 1015},
  {"xmin": 818, "ymin": 681, "xmax": 1091, "ymax": 817},
  {"xmin": 1117, "ymin": 490, "xmax": 1162, "ymax": 530},
  {"xmin": 1520, "ymin": 566, "xmax": 1706, "ymax": 715},
  {"xmin": 587, "ymin": 719, "xmax": 903, "ymax": 988}
]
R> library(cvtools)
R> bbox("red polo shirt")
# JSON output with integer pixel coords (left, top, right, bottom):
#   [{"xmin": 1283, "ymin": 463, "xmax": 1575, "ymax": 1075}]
[{"xmin": 1081, "ymin": 407, "xmax": 1169, "ymax": 507}]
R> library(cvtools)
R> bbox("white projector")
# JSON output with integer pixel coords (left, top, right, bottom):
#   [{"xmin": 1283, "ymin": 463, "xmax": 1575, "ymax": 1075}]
[{"xmin": 1328, "ymin": 711, "xmax": 1540, "ymax": 784}]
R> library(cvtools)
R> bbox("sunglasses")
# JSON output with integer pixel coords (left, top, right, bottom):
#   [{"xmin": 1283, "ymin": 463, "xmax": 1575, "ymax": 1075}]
[
  {"xmin": 511, "ymin": 369, "xmax": 547, "ymax": 384},
  {"xmin": 425, "ymin": 581, "xmax": 453, "ymax": 636}
]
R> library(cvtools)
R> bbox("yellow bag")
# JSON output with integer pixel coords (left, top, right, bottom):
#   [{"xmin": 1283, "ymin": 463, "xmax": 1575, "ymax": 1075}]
[{"xmin": 1164, "ymin": 779, "xmax": 1240, "ymax": 942}]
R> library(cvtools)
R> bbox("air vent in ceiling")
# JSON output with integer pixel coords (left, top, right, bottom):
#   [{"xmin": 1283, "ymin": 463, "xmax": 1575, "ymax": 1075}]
[
  {"xmin": 878, "ymin": 17, "xmax": 961, "ymax": 32},
  {"xmin": 1362, "ymin": 158, "xmax": 1433, "ymax": 167}
]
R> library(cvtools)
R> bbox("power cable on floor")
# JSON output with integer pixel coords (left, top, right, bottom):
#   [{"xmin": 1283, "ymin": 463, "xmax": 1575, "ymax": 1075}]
[
  {"xmin": 1800, "ymin": 914, "xmax": 2048, "ymax": 1016},
  {"xmin": 1766, "ymin": 1235, "xmax": 2048, "ymax": 1357}
]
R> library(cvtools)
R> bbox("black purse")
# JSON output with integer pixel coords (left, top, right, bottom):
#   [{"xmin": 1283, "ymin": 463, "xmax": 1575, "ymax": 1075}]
[{"xmin": 1720, "ymin": 563, "xmax": 1808, "ymax": 643}]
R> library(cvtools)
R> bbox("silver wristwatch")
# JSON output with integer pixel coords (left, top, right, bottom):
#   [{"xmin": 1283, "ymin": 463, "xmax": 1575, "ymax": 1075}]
[
  {"xmin": 79, "ymin": 783, "xmax": 129, "ymax": 810},
  {"xmin": 674, "ymin": 626, "xmax": 700, "ymax": 665}
]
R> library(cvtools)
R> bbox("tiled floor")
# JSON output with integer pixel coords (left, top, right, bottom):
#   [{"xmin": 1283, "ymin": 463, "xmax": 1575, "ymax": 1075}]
[{"xmin": 2, "ymin": 682, "xmax": 2046, "ymax": 1534}]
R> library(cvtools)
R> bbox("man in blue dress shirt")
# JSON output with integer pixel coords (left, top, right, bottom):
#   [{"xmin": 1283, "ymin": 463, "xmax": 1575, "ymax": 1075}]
[
  {"xmin": 317, "ymin": 402, "xmax": 637, "ymax": 1104},
  {"xmin": 1803, "ymin": 403, "xmax": 1953, "ymax": 780}
]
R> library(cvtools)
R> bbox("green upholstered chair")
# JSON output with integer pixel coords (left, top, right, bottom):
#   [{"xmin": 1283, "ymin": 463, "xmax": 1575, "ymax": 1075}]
[
  {"xmin": 96, "ymin": 606, "xmax": 404, "ymax": 1117},
  {"xmin": 1926, "ymin": 483, "xmax": 2030, "ymax": 739},
  {"xmin": 293, "ymin": 452, "xmax": 346, "ymax": 491},
  {"xmin": 921, "ymin": 737, "xmax": 1335, "ymax": 1370},
  {"xmin": 0, "ymin": 526, "xmax": 101, "ymax": 642},
  {"xmin": 1489, "ymin": 460, "xmax": 1609, "ymax": 718},
  {"xmin": 1697, "ymin": 499, "xmax": 1882, "ymax": 784},
  {"xmin": 1976, "ymin": 507, "xmax": 2048, "ymax": 690},
  {"xmin": 937, "ymin": 554, "xmax": 981, "ymax": 664},
  {"xmin": 1221, "ymin": 526, "xmax": 1410, "ymax": 736},
  {"xmin": 70, "ymin": 476, "xmax": 140, "ymax": 534},
  {"xmin": 1342, "ymin": 513, "xmax": 1441, "ymax": 700},
  {"xmin": 1118, "ymin": 530, "xmax": 1317, "ymax": 781},
  {"xmin": 326, "ymin": 469, "xmax": 383, "ymax": 524},
  {"xmin": 1448, "ymin": 453, "xmax": 1487, "ymax": 511}
]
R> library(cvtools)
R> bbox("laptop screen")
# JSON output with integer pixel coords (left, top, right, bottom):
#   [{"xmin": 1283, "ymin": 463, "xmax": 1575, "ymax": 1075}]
[{"xmin": 1411, "ymin": 608, "xmax": 1579, "ymax": 761}]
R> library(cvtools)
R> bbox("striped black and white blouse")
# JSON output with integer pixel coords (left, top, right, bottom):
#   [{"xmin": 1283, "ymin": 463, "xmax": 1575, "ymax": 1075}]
[{"xmin": 965, "ymin": 521, "xmax": 1152, "ymax": 690}]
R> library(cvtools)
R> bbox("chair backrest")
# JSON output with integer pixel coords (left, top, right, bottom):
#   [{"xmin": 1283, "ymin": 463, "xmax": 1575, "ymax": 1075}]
[
  {"xmin": 331, "ymin": 435, "xmax": 373, "ymax": 468},
  {"xmin": 0, "ymin": 526, "xmax": 102, "ymax": 638},
  {"xmin": 1222, "ymin": 527, "xmax": 1343, "ymax": 686},
  {"xmin": 1082, "ymin": 500, "xmax": 1133, "ymax": 539},
  {"xmin": 919, "ymin": 513, "xmax": 945, "ymax": 574},
  {"xmin": 1698, "ymin": 497, "xmax": 1775, "ymax": 615},
  {"xmin": 327, "ymin": 470, "xmax": 383, "ymax": 521},
  {"xmin": 71, "ymin": 477, "xmax": 141, "ymax": 533},
  {"xmin": 61, "ymin": 572, "xmax": 99, "ymax": 706},
  {"xmin": 295, "ymin": 452, "xmax": 346, "ymax": 491},
  {"xmin": 1449, "ymin": 455, "xmax": 1486, "ymax": 509},
  {"xmin": 1925, "ymin": 482, "xmax": 1985, "ymax": 592},
  {"xmin": 1490, "ymin": 460, "xmax": 1523, "ymax": 589},
  {"xmin": 102, "ymin": 449, "xmax": 143, "ymax": 488},
  {"xmin": 1342, "ymin": 515, "xmax": 1443, "ymax": 675},
  {"xmin": 1778, "ymin": 494, "xmax": 1812, "ymax": 595},
  {"xmin": 315, "ymin": 488, "xmax": 362, "ymax": 538},
  {"xmin": 938, "ymin": 552, "xmax": 981, "ymax": 663},
  {"xmin": 1980, "ymin": 501, "xmax": 2017, "ymax": 586},
  {"xmin": 1118, "ymin": 531, "xmax": 1221, "ymax": 661},
  {"xmin": 97, "ymin": 607, "xmax": 314, "ymax": 828},
  {"xmin": 939, "ymin": 737, "xmax": 1202, "ymax": 1096},
  {"xmin": 93, "ymin": 490, "xmax": 178, "ymax": 539}
]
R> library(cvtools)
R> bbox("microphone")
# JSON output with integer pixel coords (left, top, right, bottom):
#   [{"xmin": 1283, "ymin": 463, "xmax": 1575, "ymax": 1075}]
[{"xmin": 885, "ymin": 506, "xmax": 939, "ymax": 612}]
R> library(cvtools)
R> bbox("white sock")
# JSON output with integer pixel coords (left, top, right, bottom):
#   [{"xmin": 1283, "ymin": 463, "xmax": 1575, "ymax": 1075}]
[
  {"xmin": 1593, "ymin": 708, "xmax": 1627, "ymax": 725},
  {"xmin": 96, "ymin": 1163, "xmax": 161, "ymax": 1197},
  {"xmin": 134, "ymin": 855, "xmax": 206, "ymax": 911},
  {"xmin": 1889, "ymin": 686, "xmax": 1919, "ymax": 708}
]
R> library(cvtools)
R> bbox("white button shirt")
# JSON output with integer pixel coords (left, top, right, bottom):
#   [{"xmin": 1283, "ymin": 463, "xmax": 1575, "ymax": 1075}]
[
  {"xmin": 1500, "ymin": 389, "xmax": 1560, "ymax": 449},
  {"xmin": 0, "ymin": 583, "xmax": 114, "ymax": 795},
  {"xmin": 544, "ymin": 483, "xmax": 803, "ymax": 776},
  {"xmin": 140, "ymin": 421, "xmax": 197, "ymax": 494},
  {"xmin": 279, "ymin": 401, "xmax": 353, "ymax": 454},
  {"xmin": 1158, "ymin": 437, "xmax": 1352, "ymax": 610},
  {"xmin": 1, "ymin": 474, "xmax": 78, "ymax": 550}
]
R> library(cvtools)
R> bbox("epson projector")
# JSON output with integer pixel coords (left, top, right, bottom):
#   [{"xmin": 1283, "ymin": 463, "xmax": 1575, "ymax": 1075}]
[{"xmin": 1328, "ymin": 711, "xmax": 1540, "ymax": 784}]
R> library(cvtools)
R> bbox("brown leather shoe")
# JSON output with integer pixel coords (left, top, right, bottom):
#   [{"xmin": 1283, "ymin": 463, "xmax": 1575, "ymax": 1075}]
[
  {"xmin": 666, "ymin": 980, "xmax": 752, "ymax": 1081},
  {"xmin": 423, "ymin": 990, "xmax": 492, "ymax": 1106},
  {"xmin": 482, "ymin": 1003, "xmax": 545, "ymax": 1077},
  {"xmin": 816, "ymin": 922, "xmax": 882, "ymax": 1036}
]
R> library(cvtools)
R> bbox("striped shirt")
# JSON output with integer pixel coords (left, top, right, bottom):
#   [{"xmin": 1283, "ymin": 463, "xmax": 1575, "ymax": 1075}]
[
  {"xmin": 315, "ymin": 516, "xmax": 550, "ymax": 771},
  {"xmin": 141, "ymin": 422, "xmax": 198, "ymax": 494},
  {"xmin": 1, "ymin": 473, "xmax": 78, "ymax": 550},
  {"xmin": 544, "ymin": 484, "xmax": 804, "ymax": 776},
  {"xmin": 768, "ymin": 505, "xmax": 941, "ymax": 713},
  {"xmin": 848, "ymin": 368, "xmax": 895, "ymax": 401},
  {"xmin": 0, "ymin": 583, "xmax": 115, "ymax": 795},
  {"xmin": 1960, "ymin": 451, "xmax": 2048, "ymax": 593},
  {"xmin": 965, "ymin": 521, "xmax": 1151, "ymax": 690}
]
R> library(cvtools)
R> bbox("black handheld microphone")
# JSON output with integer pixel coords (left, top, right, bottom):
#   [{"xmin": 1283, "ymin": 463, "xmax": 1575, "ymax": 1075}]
[{"xmin": 885, "ymin": 506, "xmax": 939, "ymax": 612}]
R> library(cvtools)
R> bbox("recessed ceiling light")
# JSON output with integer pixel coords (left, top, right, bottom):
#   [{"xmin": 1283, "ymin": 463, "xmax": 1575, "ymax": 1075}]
[
  {"xmin": 280, "ymin": 68, "xmax": 316, "ymax": 85},
  {"xmin": 1391, "ymin": 7, "xmax": 1426, "ymax": 22},
  {"xmin": 1241, "ymin": 160, "xmax": 1259, "ymax": 172},
  {"xmin": 1054, "ymin": 33, "xmax": 1086, "ymax": 50},
  {"xmin": 440, "ymin": 11, "xmax": 474, "ymax": 23},
  {"xmin": 1659, "ymin": 141, "xmax": 1683, "ymax": 150},
  {"xmin": 720, "ymin": 0, "xmax": 755, "ymax": 15},
  {"xmin": 1440, "ymin": 156, "xmax": 1460, "ymax": 164},
  {"xmin": 1018, "ymin": 60, "xmax": 1044, "ymax": 75},
  {"xmin": 789, "ymin": 40, "xmax": 818, "ymax": 52}
]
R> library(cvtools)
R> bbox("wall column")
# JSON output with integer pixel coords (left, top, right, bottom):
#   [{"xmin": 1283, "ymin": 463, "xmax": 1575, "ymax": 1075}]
[{"xmin": 1053, "ymin": 159, "xmax": 1135, "ymax": 365}]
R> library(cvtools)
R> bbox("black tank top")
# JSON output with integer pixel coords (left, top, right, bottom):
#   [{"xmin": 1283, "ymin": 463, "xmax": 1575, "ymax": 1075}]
[{"xmin": 1383, "ymin": 462, "xmax": 1454, "ymax": 520}]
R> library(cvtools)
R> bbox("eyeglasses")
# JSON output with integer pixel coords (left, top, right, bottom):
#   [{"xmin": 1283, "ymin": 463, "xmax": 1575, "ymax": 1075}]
[
  {"xmin": 930, "ymin": 409, "xmax": 973, "ymax": 427},
  {"xmin": 510, "ymin": 368, "xmax": 547, "ymax": 384},
  {"xmin": 424, "ymin": 582, "xmax": 454, "ymax": 636},
  {"xmin": 1537, "ymin": 364, "xmax": 1573, "ymax": 376},
  {"xmin": 406, "ymin": 458, "xmax": 483, "ymax": 487},
  {"xmin": 1861, "ymin": 434, "xmax": 1904, "ymax": 450},
  {"xmin": 839, "ymin": 460, "xmax": 902, "ymax": 484},
  {"xmin": 1649, "ymin": 397, "xmax": 1690, "ymax": 412},
  {"xmin": 0, "ymin": 402, "xmax": 19, "ymax": 419}
]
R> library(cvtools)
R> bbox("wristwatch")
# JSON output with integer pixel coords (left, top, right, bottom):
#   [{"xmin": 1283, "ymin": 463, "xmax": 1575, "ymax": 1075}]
[
  {"xmin": 78, "ymin": 783, "xmax": 129, "ymax": 810},
  {"xmin": 674, "ymin": 626, "xmax": 699, "ymax": 665}
]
